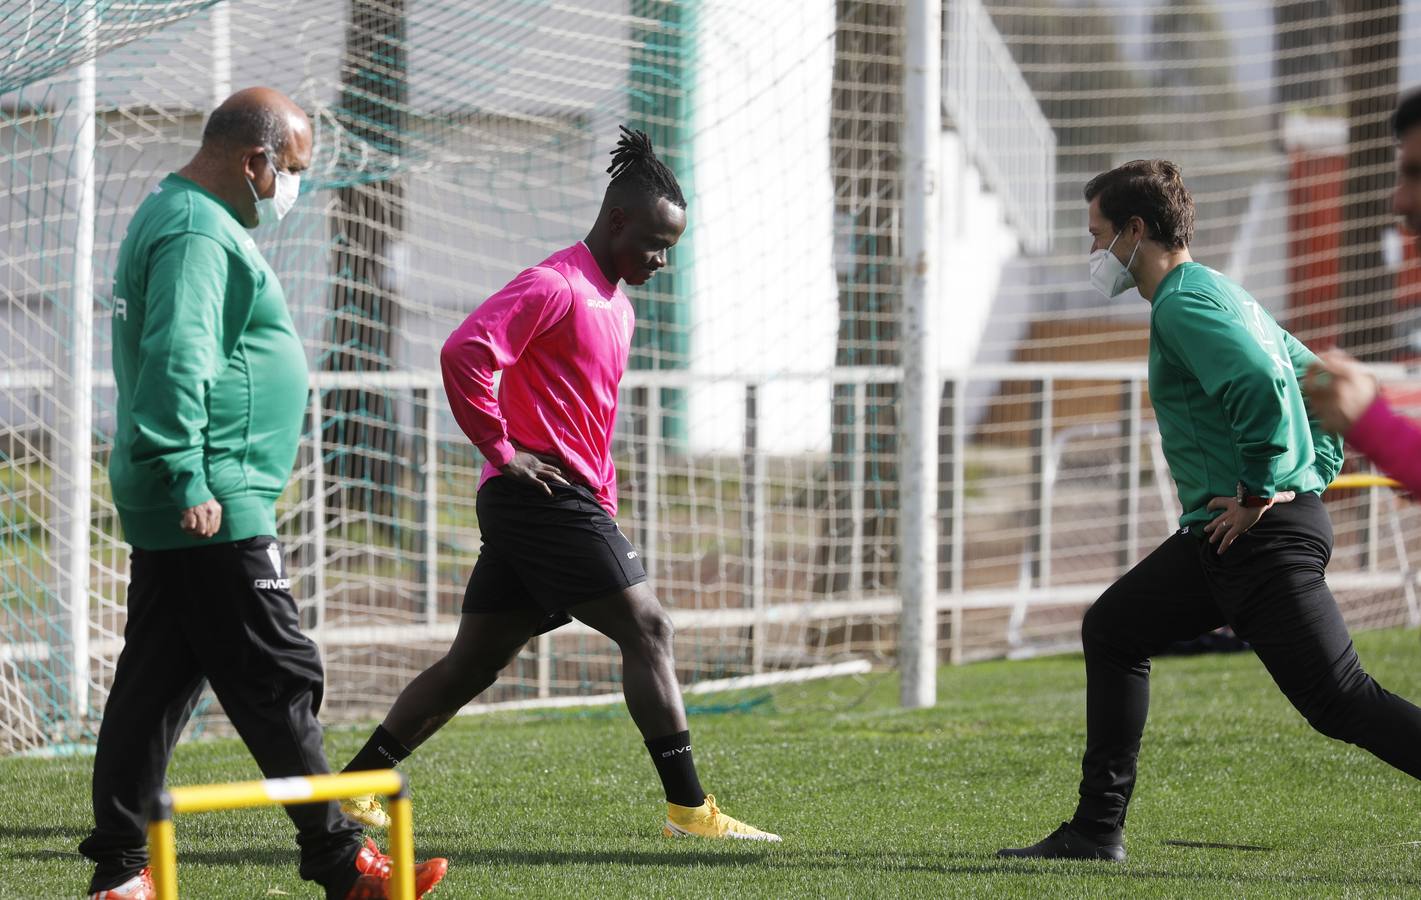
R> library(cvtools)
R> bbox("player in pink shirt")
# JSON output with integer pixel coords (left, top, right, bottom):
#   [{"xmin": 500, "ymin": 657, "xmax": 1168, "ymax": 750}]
[
  {"xmin": 338, "ymin": 128, "xmax": 779, "ymax": 843},
  {"xmin": 1307, "ymin": 91, "xmax": 1421, "ymax": 491}
]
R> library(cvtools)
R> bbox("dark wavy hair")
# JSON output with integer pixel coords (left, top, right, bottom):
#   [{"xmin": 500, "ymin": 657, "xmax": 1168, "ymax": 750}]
[{"xmin": 1084, "ymin": 159, "xmax": 1195, "ymax": 250}]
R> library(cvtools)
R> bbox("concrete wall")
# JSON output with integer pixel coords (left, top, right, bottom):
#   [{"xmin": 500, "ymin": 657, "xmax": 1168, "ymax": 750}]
[
  {"xmin": 937, "ymin": 130, "xmax": 1022, "ymax": 371},
  {"xmin": 682, "ymin": 0, "xmax": 839, "ymax": 455}
]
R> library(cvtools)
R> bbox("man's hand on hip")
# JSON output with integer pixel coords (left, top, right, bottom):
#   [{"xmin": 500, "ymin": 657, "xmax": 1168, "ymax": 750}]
[
  {"xmin": 499, "ymin": 450, "xmax": 571, "ymax": 496},
  {"xmin": 1203, "ymin": 491, "xmax": 1295, "ymax": 555},
  {"xmin": 179, "ymin": 498, "xmax": 223, "ymax": 538}
]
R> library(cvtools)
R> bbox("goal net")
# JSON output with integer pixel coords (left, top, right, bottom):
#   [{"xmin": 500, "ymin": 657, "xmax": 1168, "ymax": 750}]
[{"xmin": 2, "ymin": 0, "xmax": 1420, "ymax": 752}]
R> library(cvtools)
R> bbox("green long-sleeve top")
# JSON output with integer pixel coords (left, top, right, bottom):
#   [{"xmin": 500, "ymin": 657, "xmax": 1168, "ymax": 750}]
[
  {"xmin": 1149, "ymin": 262, "xmax": 1343, "ymax": 529},
  {"xmin": 109, "ymin": 174, "xmax": 308, "ymax": 550}
]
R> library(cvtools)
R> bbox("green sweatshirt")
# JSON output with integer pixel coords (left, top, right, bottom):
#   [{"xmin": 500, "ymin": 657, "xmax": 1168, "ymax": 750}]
[
  {"xmin": 109, "ymin": 174, "xmax": 308, "ymax": 550},
  {"xmin": 1149, "ymin": 262, "xmax": 1343, "ymax": 529}
]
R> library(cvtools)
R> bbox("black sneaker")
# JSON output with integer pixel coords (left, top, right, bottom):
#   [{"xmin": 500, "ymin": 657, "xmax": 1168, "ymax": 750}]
[{"xmin": 996, "ymin": 822, "xmax": 1126, "ymax": 861}]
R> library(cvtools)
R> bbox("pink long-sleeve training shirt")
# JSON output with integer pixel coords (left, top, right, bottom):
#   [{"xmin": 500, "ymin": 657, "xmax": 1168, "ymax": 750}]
[
  {"xmin": 1346, "ymin": 395, "xmax": 1421, "ymax": 497},
  {"xmin": 441, "ymin": 243, "xmax": 634, "ymax": 514}
]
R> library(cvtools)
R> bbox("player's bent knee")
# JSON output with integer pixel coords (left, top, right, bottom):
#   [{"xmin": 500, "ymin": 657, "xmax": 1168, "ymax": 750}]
[
  {"xmin": 646, "ymin": 609, "xmax": 675, "ymax": 646},
  {"xmin": 1297, "ymin": 683, "xmax": 1376, "ymax": 743},
  {"xmin": 624, "ymin": 610, "xmax": 675, "ymax": 659},
  {"xmin": 492, "ymin": 642, "xmax": 526, "ymax": 673},
  {"xmin": 449, "ymin": 666, "xmax": 498, "ymax": 702},
  {"xmin": 503, "ymin": 646, "xmax": 525, "ymax": 669},
  {"xmin": 435, "ymin": 653, "xmax": 499, "ymax": 696},
  {"xmin": 1079, "ymin": 602, "xmax": 1115, "ymax": 652},
  {"xmin": 1302, "ymin": 704, "xmax": 1360, "ymax": 743}
]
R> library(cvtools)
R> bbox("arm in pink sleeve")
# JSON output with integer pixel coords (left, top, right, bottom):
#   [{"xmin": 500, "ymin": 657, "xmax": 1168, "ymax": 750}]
[
  {"xmin": 440, "ymin": 267, "xmax": 572, "ymax": 467},
  {"xmin": 1346, "ymin": 395, "xmax": 1421, "ymax": 495}
]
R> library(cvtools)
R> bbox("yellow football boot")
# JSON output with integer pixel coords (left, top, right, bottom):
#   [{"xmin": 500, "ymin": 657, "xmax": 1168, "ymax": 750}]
[
  {"xmin": 662, "ymin": 794, "xmax": 781, "ymax": 842},
  {"xmin": 341, "ymin": 794, "xmax": 390, "ymax": 829}
]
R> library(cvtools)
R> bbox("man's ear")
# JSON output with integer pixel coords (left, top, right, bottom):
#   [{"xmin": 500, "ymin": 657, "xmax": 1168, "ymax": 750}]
[
  {"xmin": 241, "ymin": 147, "xmax": 268, "ymax": 183},
  {"xmin": 608, "ymin": 206, "xmax": 627, "ymax": 235},
  {"xmin": 1130, "ymin": 215, "xmax": 1147, "ymax": 244}
]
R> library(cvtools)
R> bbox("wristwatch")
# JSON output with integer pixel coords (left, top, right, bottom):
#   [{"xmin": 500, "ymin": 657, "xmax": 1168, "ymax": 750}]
[{"xmin": 1235, "ymin": 481, "xmax": 1271, "ymax": 508}]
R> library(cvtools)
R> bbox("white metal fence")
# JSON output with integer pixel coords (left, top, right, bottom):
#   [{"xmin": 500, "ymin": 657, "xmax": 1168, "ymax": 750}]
[
  {"xmin": 942, "ymin": 0, "xmax": 1056, "ymax": 254},
  {"xmin": 6, "ymin": 360, "xmax": 1420, "ymax": 748}
]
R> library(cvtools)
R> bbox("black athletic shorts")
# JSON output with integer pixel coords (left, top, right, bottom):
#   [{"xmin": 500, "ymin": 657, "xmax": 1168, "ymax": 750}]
[{"xmin": 462, "ymin": 474, "xmax": 648, "ymax": 633}]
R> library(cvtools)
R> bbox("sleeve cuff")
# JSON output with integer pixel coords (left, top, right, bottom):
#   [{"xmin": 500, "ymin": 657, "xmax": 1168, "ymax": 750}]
[
  {"xmin": 478, "ymin": 438, "xmax": 516, "ymax": 469},
  {"xmin": 169, "ymin": 468, "xmax": 213, "ymax": 509},
  {"xmin": 1238, "ymin": 471, "xmax": 1277, "ymax": 500}
]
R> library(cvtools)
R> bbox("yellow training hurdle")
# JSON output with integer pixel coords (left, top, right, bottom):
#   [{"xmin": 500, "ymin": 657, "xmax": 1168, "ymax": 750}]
[
  {"xmin": 148, "ymin": 769, "xmax": 414, "ymax": 900},
  {"xmin": 1329, "ymin": 473, "xmax": 1404, "ymax": 491}
]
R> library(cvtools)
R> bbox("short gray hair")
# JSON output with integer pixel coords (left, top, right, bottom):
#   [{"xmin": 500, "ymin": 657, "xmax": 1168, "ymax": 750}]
[{"xmin": 202, "ymin": 104, "xmax": 289, "ymax": 154}]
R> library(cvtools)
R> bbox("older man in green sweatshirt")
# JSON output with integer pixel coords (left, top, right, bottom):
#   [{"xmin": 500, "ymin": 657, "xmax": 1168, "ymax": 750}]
[{"xmin": 79, "ymin": 87, "xmax": 446, "ymax": 900}]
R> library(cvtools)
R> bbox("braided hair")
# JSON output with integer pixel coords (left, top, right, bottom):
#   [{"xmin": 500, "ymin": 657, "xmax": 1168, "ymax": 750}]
[{"xmin": 606, "ymin": 125, "xmax": 686, "ymax": 210}]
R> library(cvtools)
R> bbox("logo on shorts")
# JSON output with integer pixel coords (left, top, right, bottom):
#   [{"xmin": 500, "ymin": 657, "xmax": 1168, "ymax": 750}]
[
  {"xmin": 627, "ymin": 551, "xmax": 638, "ymax": 560},
  {"xmin": 254, "ymin": 542, "xmax": 291, "ymax": 590}
]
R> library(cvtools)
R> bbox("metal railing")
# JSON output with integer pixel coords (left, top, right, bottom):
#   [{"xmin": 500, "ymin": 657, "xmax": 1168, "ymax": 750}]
[
  {"xmin": 6, "ymin": 362, "xmax": 1421, "ymax": 717},
  {"xmin": 293, "ymin": 363, "xmax": 1421, "ymax": 666},
  {"xmin": 943, "ymin": 0, "xmax": 1056, "ymax": 254}
]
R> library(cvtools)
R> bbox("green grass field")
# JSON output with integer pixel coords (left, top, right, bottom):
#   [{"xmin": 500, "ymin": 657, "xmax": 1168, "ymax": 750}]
[{"xmin": 5, "ymin": 628, "xmax": 1421, "ymax": 898}]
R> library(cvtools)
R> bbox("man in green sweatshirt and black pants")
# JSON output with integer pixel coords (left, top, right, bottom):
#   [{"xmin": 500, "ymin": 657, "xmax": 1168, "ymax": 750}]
[
  {"xmin": 998, "ymin": 159, "xmax": 1421, "ymax": 862},
  {"xmin": 79, "ymin": 88, "xmax": 446, "ymax": 900}
]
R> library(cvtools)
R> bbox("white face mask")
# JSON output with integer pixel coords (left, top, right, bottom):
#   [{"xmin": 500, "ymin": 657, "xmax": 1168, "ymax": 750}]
[
  {"xmin": 245, "ymin": 151, "xmax": 300, "ymax": 228},
  {"xmin": 1088, "ymin": 231, "xmax": 1140, "ymax": 298}
]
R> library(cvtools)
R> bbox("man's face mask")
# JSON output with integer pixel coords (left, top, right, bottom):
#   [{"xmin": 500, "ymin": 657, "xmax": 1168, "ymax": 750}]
[
  {"xmin": 1089, "ymin": 230, "xmax": 1140, "ymax": 298},
  {"xmin": 246, "ymin": 150, "xmax": 300, "ymax": 228}
]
